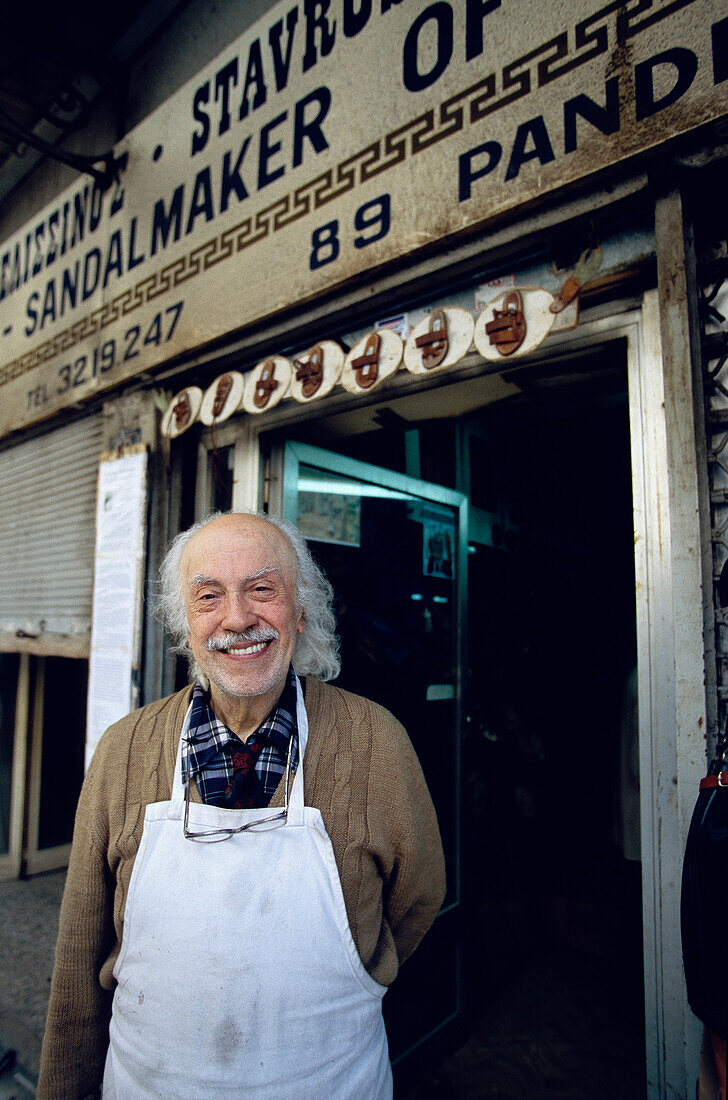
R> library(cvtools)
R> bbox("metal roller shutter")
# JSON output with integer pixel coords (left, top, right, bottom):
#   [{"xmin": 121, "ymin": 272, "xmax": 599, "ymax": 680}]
[{"xmin": 0, "ymin": 415, "xmax": 104, "ymax": 640}]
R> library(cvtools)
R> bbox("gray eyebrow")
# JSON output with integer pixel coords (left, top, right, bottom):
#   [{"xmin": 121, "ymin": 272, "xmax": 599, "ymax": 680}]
[{"xmin": 187, "ymin": 567, "xmax": 279, "ymax": 588}]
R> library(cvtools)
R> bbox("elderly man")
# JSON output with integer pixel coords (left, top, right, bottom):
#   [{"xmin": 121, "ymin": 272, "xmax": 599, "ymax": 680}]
[{"xmin": 38, "ymin": 511, "xmax": 445, "ymax": 1099}]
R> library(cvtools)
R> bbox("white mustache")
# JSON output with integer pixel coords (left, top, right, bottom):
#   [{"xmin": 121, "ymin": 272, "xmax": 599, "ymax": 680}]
[{"xmin": 206, "ymin": 628, "xmax": 279, "ymax": 652}]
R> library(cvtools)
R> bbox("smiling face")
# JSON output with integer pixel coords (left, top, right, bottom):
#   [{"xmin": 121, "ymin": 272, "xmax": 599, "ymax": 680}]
[{"xmin": 181, "ymin": 514, "xmax": 305, "ymax": 727}]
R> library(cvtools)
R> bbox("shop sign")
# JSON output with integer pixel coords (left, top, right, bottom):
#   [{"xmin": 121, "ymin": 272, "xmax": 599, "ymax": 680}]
[{"xmin": 0, "ymin": 0, "xmax": 726, "ymax": 438}]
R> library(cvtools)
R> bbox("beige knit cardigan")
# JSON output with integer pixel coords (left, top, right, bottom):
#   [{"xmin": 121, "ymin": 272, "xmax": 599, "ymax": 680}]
[{"xmin": 37, "ymin": 677, "xmax": 445, "ymax": 1099}]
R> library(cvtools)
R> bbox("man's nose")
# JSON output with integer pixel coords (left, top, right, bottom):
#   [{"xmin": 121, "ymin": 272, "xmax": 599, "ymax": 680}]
[{"xmin": 221, "ymin": 592, "xmax": 258, "ymax": 631}]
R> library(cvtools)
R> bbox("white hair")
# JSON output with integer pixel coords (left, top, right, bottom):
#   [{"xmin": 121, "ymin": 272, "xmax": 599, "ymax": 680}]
[{"xmin": 157, "ymin": 511, "xmax": 340, "ymax": 682}]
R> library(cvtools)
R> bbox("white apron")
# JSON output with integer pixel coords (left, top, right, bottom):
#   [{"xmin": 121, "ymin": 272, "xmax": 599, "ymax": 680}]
[{"xmin": 103, "ymin": 680, "xmax": 392, "ymax": 1099}]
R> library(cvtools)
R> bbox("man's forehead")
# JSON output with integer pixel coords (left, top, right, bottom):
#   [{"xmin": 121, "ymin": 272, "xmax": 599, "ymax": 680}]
[{"xmin": 181, "ymin": 517, "xmax": 296, "ymax": 579}]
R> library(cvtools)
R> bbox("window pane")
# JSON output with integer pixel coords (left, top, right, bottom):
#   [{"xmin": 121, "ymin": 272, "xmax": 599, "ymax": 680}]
[
  {"xmin": 0, "ymin": 653, "xmax": 20, "ymax": 856},
  {"xmin": 38, "ymin": 657, "xmax": 87, "ymax": 850}
]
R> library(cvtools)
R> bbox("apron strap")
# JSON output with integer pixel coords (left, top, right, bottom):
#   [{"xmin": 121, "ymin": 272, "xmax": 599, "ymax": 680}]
[
  {"xmin": 287, "ymin": 675, "xmax": 308, "ymax": 827},
  {"xmin": 170, "ymin": 701, "xmax": 194, "ymax": 810}
]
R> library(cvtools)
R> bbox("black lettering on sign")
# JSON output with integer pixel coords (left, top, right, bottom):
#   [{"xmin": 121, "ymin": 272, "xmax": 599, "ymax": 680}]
[
  {"xmin": 186, "ymin": 169, "xmax": 215, "ymax": 236},
  {"xmin": 310, "ymin": 219, "xmax": 340, "ymax": 269},
  {"xmin": 124, "ymin": 325, "xmax": 141, "ymax": 361},
  {"xmin": 73, "ymin": 355, "xmax": 87, "ymax": 387},
  {"xmin": 41, "ymin": 282, "xmax": 56, "ymax": 328},
  {"xmin": 151, "ymin": 187, "xmax": 185, "ymax": 256},
  {"xmin": 27, "ymin": 383, "xmax": 49, "ymax": 410},
  {"xmin": 293, "ymin": 87, "xmax": 331, "ymax": 168},
  {"xmin": 459, "ymin": 141, "xmax": 502, "ymax": 201},
  {"xmin": 191, "ymin": 82, "xmax": 211, "ymax": 156},
  {"xmin": 354, "ymin": 194, "xmax": 390, "ymax": 247},
  {"xmin": 89, "ymin": 183, "xmax": 104, "ymax": 231},
  {"xmin": 564, "ymin": 77, "xmax": 620, "ymax": 154},
  {"xmin": 70, "ymin": 187, "xmax": 90, "ymax": 250},
  {"xmin": 25, "ymin": 291, "xmax": 39, "ymax": 335},
  {"xmin": 465, "ymin": 0, "xmax": 500, "ymax": 62},
  {"xmin": 82, "ymin": 249, "xmax": 101, "ymax": 301},
  {"xmin": 144, "ymin": 314, "xmax": 162, "ymax": 347},
  {"xmin": 215, "ymin": 58, "xmax": 239, "ymax": 135},
  {"xmin": 220, "ymin": 139, "xmax": 252, "ymax": 212},
  {"xmin": 302, "ymin": 0, "xmax": 337, "ymax": 73},
  {"xmin": 712, "ymin": 16, "xmax": 728, "ymax": 85},
  {"xmin": 128, "ymin": 217, "xmax": 146, "ymax": 271},
  {"xmin": 99, "ymin": 339, "xmax": 116, "ymax": 372},
  {"xmin": 634, "ymin": 46, "xmax": 698, "ymax": 121},
  {"xmin": 57, "ymin": 363, "xmax": 71, "ymax": 394},
  {"xmin": 403, "ymin": 3, "xmax": 454, "ymax": 92},
  {"xmin": 165, "ymin": 301, "xmax": 184, "ymax": 340},
  {"xmin": 102, "ymin": 231, "xmax": 123, "ymax": 289},
  {"xmin": 310, "ymin": 194, "xmax": 391, "ymax": 267},
  {"xmin": 32, "ymin": 223, "xmax": 45, "ymax": 278},
  {"xmin": 268, "ymin": 8, "xmax": 299, "ymax": 92},
  {"xmin": 239, "ymin": 40, "xmax": 267, "ymax": 120},
  {"xmin": 258, "ymin": 112, "xmax": 288, "ymax": 189},
  {"xmin": 505, "ymin": 115, "xmax": 555, "ymax": 180},
  {"xmin": 46, "ymin": 211, "xmax": 59, "ymax": 265},
  {"xmin": 47, "ymin": 302, "xmax": 183, "ymax": 401},
  {"xmin": 343, "ymin": 0, "xmax": 371, "ymax": 39}
]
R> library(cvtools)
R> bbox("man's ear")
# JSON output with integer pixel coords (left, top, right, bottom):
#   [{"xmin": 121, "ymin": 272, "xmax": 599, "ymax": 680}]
[{"xmin": 297, "ymin": 608, "xmax": 305, "ymax": 635}]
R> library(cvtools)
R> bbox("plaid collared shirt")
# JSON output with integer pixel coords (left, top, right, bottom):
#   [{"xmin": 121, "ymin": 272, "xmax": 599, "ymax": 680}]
[{"xmin": 181, "ymin": 666, "xmax": 299, "ymax": 808}]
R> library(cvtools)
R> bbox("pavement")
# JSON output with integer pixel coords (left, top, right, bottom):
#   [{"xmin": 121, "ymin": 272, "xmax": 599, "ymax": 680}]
[{"xmin": 0, "ymin": 870, "xmax": 66, "ymax": 1098}]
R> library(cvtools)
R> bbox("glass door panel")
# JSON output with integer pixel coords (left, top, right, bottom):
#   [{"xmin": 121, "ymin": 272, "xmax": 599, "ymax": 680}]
[{"xmin": 283, "ymin": 442, "xmax": 467, "ymax": 1076}]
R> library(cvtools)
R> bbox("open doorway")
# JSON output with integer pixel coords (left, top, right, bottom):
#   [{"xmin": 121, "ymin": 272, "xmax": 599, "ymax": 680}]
[
  {"xmin": 453, "ymin": 383, "xmax": 645, "ymax": 1098},
  {"xmin": 269, "ymin": 340, "xmax": 645, "ymax": 1096}
]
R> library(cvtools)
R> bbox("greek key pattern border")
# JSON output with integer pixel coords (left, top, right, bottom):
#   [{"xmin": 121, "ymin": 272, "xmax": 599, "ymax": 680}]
[{"xmin": 0, "ymin": 0, "xmax": 697, "ymax": 390}]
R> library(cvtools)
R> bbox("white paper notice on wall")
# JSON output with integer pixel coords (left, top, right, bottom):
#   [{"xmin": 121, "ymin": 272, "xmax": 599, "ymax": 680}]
[{"xmin": 85, "ymin": 445, "xmax": 148, "ymax": 771}]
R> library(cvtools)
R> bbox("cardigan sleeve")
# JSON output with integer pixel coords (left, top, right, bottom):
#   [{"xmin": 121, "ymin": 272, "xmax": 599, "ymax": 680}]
[
  {"xmin": 304, "ymin": 680, "xmax": 447, "ymax": 986},
  {"xmin": 36, "ymin": 742, "xmax": 118, "ymax": 1100},
  {"xmin": 368, "ymin": 713, "xmax": 447, "ymax": 968}
]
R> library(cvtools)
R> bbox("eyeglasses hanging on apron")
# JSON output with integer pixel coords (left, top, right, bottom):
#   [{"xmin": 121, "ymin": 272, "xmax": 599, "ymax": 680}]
[{"xmin": 183, "ymin": 734, "xmax": 294, "ymax": 841}]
